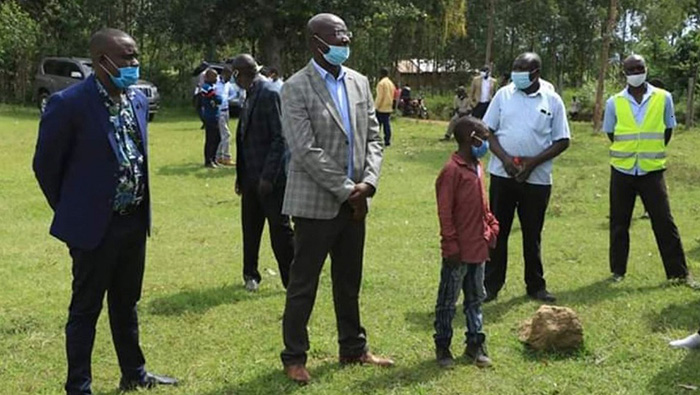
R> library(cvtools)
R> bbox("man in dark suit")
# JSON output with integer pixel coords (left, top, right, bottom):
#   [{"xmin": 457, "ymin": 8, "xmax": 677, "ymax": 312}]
[
  {"xmin": 33, "ymin": 28, "xmax": 176, "ymax": 394},
  {"xmin": 232, "ymin": 54, "xmax": 294, "ymax": 291}
]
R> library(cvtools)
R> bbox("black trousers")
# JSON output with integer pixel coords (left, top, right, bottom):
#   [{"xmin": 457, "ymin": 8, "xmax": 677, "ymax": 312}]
[
  {"xmin": 281, "ymin": 203, "xmax": 368, "ymax": 365},
  {"xmin": 485, "ymin": 174, "xmax": 551, "ymax": 297},
  {"xmin": 203, "ymin": 119, "xmax": 220, "ymax": 165},
  {"xmin": 472, "ymin": 101, "xmax": 490, "ymax": 119},
  {"xmin": 241, "ymin": 180, "xmax": 294, "ymax": 287},
  {"xmin": 609, "ymin": 168, "xmax": 687, "ymax": 278},
  {"xmin": 65, "ymin": 206, "xmax": 148, "ymax": 395}
]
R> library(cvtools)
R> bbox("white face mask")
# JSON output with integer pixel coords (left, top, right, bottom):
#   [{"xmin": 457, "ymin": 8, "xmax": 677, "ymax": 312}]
[{"xmin": 627, "ymin": 72, "xmax": 646, "ymax": 88}]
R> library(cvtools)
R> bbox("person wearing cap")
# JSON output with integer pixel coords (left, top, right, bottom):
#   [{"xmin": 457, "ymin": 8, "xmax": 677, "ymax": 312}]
[{"xmin": 602, "ymin": 54, "xmax": 693, "ymax": 286}]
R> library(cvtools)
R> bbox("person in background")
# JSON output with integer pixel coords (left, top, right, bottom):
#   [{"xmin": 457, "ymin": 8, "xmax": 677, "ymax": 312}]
[
  {"xmin": 482, "ymin": 52, "xmax": 570, "ymax": 303},
  {"xmin": 434, "ymin": 116, "xmax": 498, "ymax": 369},
  {"xmin": 469, "ymin": 65, "xmax": 497, "ymax": 119},
  {"xmin": 232, "ymin": 54, "xmax": 294, "ymax": 292},
  {"xmin": 375, "ymin": 67, "xmax": 396, "ymax": 147},
  {"xmin": 441, "ymin": 85, "xmax": 470, "ymax": 141},
  {"xmin": 568, "ymin": 95, "xmax": 581, "ymax": 121},
  {"xmin": 33, "ymin": 28, "xmax": 177, "ymax": 394},
  {"xmin": 200, "ymin": 68, "xmax": 222, "ymax": 168},
  {"xmin": 602, "ymin": 55, "xmax": 694, "ymax": 287},
  {"xmin": 214, "ymin": 65, "xmax": 237, "ymax": 166},
  {"xmin": 267, "ymin": 66, "xmax": 284, "ymax": 92}
]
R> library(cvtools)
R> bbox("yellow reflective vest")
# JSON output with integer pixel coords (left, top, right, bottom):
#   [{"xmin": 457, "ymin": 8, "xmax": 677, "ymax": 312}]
[{"xmin": 610, "ymin": 88, "xmax": 667, "ymax": 172}]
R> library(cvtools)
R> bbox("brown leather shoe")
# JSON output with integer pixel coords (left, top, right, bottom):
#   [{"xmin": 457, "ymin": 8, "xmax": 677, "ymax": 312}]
[
  {"xmin": 339, "ymin": 351, "xmax": 394, "ymax": 367},
  {"xmin": 283, "ymin": 364, "xmax": 310, "ymax": 384}
]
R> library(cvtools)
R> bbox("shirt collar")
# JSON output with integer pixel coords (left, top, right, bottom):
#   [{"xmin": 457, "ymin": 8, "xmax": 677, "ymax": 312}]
[
  {"xmin": 509, "ymin": 82, "xmax": 544, "ymax": 98},
  {"xmin": 623, "ymin": 83, "xmax": 655, "ymax": 104},
  {"xmin": 95, "ymin": 77, "xmax": 130, "ymax": 107},
  {"xmin": 451, "ymin": 152, "xmax": 478, "ymax": 170},
  {"xmin": 311, "ymin": 58, "xmax": 346, "ymax": 81}
]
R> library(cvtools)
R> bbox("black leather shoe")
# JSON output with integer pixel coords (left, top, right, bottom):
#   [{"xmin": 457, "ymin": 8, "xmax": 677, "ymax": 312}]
[
  {"xmin": 529, "ymin": 289, "xmax": 556, "ymax": 303},
  {"xmin": 119, "ymin": 372, "xmax": 178, "ymax": 391}
]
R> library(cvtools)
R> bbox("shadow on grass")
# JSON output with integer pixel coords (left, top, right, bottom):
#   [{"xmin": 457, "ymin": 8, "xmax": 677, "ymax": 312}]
[
  {"xmin": 157, "ymin": 162, "xmax": 237, "ymax": 179},
  {"xmin": 348, "ymin": 359, "xmax": 444, "ymax": 393},
  {"xmin": 147, "ymin": 285, "xmax": 282, "ymax": 316},
  {"xmin": 647, "ymin": 349, "xmax": 700, "ymax": 394},
  {"xmin": 519, "ymin": 343, "xmax": 591, "ymax": 363},
  {"xmin": 200, "ymin": 361, "xmax": 341, "ymax": 395},
  {"xmin": 646, "ymin": 297, "xmax": 700, "ymax": 333}
]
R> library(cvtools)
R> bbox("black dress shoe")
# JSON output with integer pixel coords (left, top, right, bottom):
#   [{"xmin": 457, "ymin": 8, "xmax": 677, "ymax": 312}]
[
  {"xmin": 529, "ymin": 289, "xmax": 556, "ymax": 303},
  {"xmin": 119, "ymin": 372, "xmax": 178, "ymax": 391}
]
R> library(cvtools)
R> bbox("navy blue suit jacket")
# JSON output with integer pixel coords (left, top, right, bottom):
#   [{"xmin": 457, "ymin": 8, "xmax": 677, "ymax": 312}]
[{"xmin": 33, "ymin": 75, "xmax": 151, "ymax": 250}]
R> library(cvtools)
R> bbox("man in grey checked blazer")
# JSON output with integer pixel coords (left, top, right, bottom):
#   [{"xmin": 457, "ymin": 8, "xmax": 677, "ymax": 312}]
[{"xmin": 280, "ymin": 13, "xmax": 394, "ymax": 384}]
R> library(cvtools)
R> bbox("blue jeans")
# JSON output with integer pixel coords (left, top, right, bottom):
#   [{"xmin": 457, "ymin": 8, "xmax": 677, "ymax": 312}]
[
  {"xmin": 433, "ymin": 260, "xmax": 486, "ymax": 348},
  {"xmin": 376, "ymin": 112, "xmax": 392, "ymax": 146}
]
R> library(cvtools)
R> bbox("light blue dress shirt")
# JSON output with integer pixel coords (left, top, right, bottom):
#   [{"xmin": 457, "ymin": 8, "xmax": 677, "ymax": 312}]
[
  {"xmin": 311, "ymin": 59, "xmax": 354, "ymax": 179},
  {"xmin": 601, "ymin": 84, "xmax": 676, "ymax": 176},
  {"xmin": 483, "ymin": 82, "xmax": 571, "ymax": 185}
]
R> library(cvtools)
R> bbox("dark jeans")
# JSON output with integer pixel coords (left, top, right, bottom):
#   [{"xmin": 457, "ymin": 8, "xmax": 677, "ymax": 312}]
[
  {"xmin": 486, "ymin": 174, "xmax": 552, "ymax": 297},
  {"xmin": 281, "ymin": 203, "xmax": 368, "ymax": 365},
  {"xmin": 434, "ymin": 260, "xmax": 486, "ymax": 348},
  {"xmin": 241, "ymin": 180, "xmax": 294, "ymax": 287},
  {"xmin": 204, "ymin": 119, "xmax": 221, "ymax": 165},
  {"xmin": 609, "ymin": 168, "xmax": 687, "ymax": 278},
  {"xmin": 65, "ymin": 206, "xmax": 148, "ymax": 395},
  {"xmin": 376, "ymin": 111, "xmax": 392, "ymax": 146},
  {"xmin": 471, "ymin": 101, "xmax": 490, "ymax": 119}
]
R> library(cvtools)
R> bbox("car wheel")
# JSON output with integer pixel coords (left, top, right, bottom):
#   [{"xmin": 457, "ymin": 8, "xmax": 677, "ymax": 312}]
[
  {"xmin": 148, "ymin": 113, "xmax": 155, "ymax": 122},
  {"xmin": 38, "ymin": 92, "xmax": 49, "ymax": 114}
]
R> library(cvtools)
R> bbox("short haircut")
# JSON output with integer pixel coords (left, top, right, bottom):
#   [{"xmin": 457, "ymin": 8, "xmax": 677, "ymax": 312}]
[
  {"xmin": 453, "ymin": 116, "xmax": 484, "ymax": 145},
  {"xmin": 380, "ymin": 67, "xmax": 389, "ymax": 77}
]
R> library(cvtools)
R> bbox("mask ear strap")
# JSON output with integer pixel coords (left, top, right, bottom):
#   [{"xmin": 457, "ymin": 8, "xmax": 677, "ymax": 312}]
[{"xmin": 99, "ymin": 55, "xmax": 118, "ymax": 77}]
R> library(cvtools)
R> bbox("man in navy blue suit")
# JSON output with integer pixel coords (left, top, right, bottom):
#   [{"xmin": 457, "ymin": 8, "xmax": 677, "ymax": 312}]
[{"xmin": 33, "ymin": 28, "xmax": 177, "ymax": 394}]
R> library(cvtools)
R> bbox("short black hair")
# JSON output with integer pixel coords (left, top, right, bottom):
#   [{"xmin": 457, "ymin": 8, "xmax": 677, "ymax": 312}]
[
  {"xmin": 380, "ymin": 67, "xmax": 389, "ymax": 77},
  {"xmin": 453, "ymin": 116, "xmax": 481, "ymax": 145}
]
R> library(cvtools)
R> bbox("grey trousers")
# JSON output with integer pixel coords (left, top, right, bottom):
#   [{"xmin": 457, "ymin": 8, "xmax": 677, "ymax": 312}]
[{"xmin": 216, "ymin": 110, "xmax": 231, "ymax": 160}]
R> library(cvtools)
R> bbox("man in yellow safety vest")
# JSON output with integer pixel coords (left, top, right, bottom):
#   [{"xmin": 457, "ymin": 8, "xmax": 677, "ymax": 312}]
[{"xmin": 602, "ymin": 54, "xmax": 692, "ymax": 286}]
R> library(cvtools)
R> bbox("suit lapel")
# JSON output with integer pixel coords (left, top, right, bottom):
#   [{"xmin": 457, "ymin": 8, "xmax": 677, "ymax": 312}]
[
  {"xmin": 131, "ymin": 93, "xmax": 148, "ymax": 156},
  {"xmin": 305, "ymin": 62, "xmax": 347, "ymax": 135},
  {"xmin": 242, "ymin": 83, "xmax": 262, "ymax": 140},
  {"xmin": 86, "ymin": 76, "xmax": 119, "ymax": 159},
  {"xmin": 345, "ymin": 73, "xmax": 359, "ymax": 138}
]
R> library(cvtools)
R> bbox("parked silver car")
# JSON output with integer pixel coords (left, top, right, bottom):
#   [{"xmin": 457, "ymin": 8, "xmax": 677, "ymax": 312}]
[{"xmin": 34, "ymin": 57, "xmax": 160, "ymax": 121}]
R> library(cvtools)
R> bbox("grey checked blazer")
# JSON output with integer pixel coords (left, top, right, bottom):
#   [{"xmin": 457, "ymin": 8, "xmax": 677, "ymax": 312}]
[{"xmin": 281, "ymin": 61, "xmax": 383, "ymax": 219}]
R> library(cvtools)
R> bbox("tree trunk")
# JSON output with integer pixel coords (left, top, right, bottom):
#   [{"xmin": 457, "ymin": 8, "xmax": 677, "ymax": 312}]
[
  {"xmin": 593, "ymin": 0, "xmax": 618, "ymax": 131},
  {"xmin": 485, "ymin": 0, "xmax": 495, "ymax": 67},
  {"xmin": 686, "ymin": 69, "xmax": 696, "ymax": 128}
]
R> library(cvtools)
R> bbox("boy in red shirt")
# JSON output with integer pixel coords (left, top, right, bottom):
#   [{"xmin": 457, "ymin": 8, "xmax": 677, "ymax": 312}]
[{"xmin": 434, "ymin": 116, "xmax": 499, "ymax": 368}]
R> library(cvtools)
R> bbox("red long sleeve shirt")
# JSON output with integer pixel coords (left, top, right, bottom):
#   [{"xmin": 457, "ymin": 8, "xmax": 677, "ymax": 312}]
[{"xmin": 436, "ymin": 153, "xmax": 499, "ymax": 263}]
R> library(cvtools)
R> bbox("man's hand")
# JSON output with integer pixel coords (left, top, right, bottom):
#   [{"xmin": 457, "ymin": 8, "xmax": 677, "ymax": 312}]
[
  {"xmin": 258, "ymin": 179, "xmax": 273, "ymax": 197},
  {"xmin": 503, "ymin": 156, "xmax": 521, "ymax": 177},
  {"xmin": 348, "ymin": 183, "xmax": 375, "ymax": 204},
  {"xmin": 235, "ymin": 178, "xmax": 241, "ymax": 196},
  {"xmin": 349, "ymin": 198, "xmax": 368, "ymax": 221},
  {"xmin": 515, "ymin": 157, "xmax": 537, "ymax": 183}
]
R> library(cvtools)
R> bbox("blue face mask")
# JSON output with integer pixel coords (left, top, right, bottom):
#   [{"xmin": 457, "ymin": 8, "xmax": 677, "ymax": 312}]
[
  {"xmin": 102, "ymin": 55, "xmax": 140, "ymax": 89},
  {"xmin": 511, "ymin": 71, "xmax": 534, "ymax": 90},
  {"xmin": 315, "ymin": 35, "xmax": 350, "ymax": 66},
  {"xmin": 471, "ymin": 139, "xmax": 489, "ymax": 159}
]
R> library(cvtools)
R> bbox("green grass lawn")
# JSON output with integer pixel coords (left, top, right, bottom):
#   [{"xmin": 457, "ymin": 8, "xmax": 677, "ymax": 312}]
[{"xmin": 2, "ymin": 105, "xmax": 700, "ymax": 394}]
